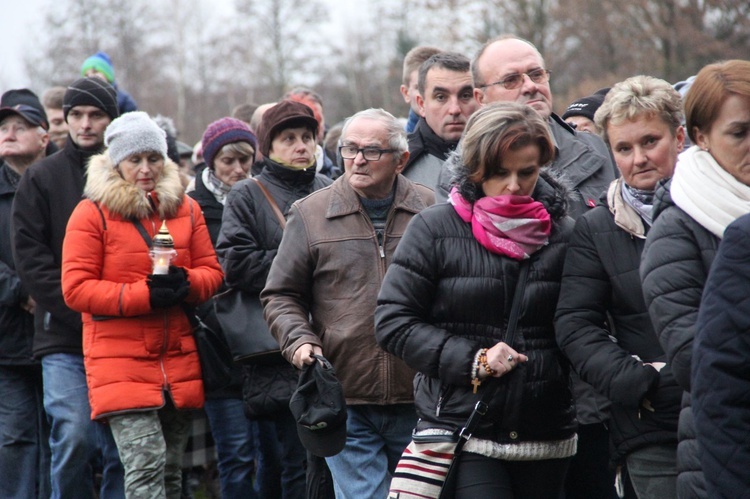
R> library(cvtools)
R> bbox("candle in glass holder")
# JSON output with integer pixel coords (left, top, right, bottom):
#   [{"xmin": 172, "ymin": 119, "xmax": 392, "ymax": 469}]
[{"xmin": 150, "ymin": 221, "xmax": 177, "ymax": 275}]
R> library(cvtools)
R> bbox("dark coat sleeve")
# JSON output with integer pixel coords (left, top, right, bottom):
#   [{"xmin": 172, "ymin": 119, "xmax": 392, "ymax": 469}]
[
  {"xmin": 11, "ymin": 169, "xmax": 81, "ymax": 330},
  {"xmin": 641, "ymin": 208, "xmax": 711, "ymax": 392},
  {"xmin": 693, "ymin": 216, "xmax": 750, "ymax": 498},
  {"xmin": 555, "ymin": 214, "xmax": 658, "ymax": 408},
  {"xmin": 215, "ymin": 180, "xmax": 278, "ymax": 293},
  {"xmin": 375, "ymin": 213, "xmax": 479, "ymax": 387}
]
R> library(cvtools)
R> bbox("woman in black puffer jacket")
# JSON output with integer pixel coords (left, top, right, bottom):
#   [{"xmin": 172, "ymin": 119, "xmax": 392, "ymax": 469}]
[
  {"xmin": 215, "ymin": 100, "xmax": 332, "ymax": 499},
  {"xmin": 376, "ymin": 103, "xmax": 576, "ymax": 498},
  {"xmin": 641, "ymin": 60, "xmax": 750, "ymax": 499},
  {"xmin": 555, "ymin": 76, "xmax": 684, "ymax": 498}
]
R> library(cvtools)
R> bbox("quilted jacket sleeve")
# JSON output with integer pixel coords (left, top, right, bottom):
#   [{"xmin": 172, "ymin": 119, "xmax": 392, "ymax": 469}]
[
  {"xmin": 375, "ymin": 212, "xmax": 480, "ymax": 387},
  {"xmin": 693, "ymin": 215, "xmax": 750, "ymax": 497},
  {"xmin": 555, "ymin": 214, "xmax": 658, "ymax": 408},
  {"xmin": 641, "ymin": 207, "xmax": 710, "ymax": 392},
  {"xmin": 215, "ymin": 180, "xmax": 278, "ymax": 293},
  {"xmin": 62, "ymin": 200, "xmax": 153, "ymax": 317}
]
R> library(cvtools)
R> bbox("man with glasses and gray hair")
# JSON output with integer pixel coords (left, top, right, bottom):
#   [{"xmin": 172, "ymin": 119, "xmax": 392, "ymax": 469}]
[
  {"xmin": 438, "ymin": 35, "xmax": 615, "ymax": 217},
  {"xmin": 261, "ymin": 108, "xmax": 434, "ymax": 498}
]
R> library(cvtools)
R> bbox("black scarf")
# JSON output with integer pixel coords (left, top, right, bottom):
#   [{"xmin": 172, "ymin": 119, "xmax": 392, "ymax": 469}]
[{"xmin": 404, "ymin": 118, "xmax": 459, "ymax": 170}]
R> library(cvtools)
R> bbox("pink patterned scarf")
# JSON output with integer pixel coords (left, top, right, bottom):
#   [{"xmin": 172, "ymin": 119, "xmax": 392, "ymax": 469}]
[{"xmin": 449, "ymin": 186, "xmax": 551, "ymax": 260}]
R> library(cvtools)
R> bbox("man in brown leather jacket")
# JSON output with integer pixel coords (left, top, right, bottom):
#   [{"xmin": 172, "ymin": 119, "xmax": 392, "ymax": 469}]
[{"xmin": 261, "ymin": 108, "xmax": 435, "ymax": 499}]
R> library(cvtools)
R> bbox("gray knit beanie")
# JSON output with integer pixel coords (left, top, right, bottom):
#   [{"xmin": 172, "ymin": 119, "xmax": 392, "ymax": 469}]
[{"xmin": 105, "ymin": 111, "xmax": 168, "ymax": 166}]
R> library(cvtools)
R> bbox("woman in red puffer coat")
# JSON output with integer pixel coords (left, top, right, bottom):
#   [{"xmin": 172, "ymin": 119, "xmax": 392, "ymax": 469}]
[{"xmin": 62, "ymin": 111, "xmax": 223, "ymax": 498}]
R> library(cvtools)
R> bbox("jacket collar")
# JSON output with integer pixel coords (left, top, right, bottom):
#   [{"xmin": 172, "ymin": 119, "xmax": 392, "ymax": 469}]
[
  {"xmin": 84, "ymin": 152, "xmax": 184, "ymax": 219},
  {"xmin": 404, "ymin": 118, "xmax": 458, "ymax": 171},
  {"xmin": 325, "ymin": 174, "xmax": 429, "ymax": 219}
]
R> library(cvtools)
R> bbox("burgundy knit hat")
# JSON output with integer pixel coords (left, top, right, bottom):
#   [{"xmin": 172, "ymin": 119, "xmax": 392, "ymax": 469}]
[
  {"xmin": 201, "ymin": 117, "xmax": 257, "ymax": 169},
  {"xmin": 257, "ymin": 100, "xmax": 318, "ymax": 157}
]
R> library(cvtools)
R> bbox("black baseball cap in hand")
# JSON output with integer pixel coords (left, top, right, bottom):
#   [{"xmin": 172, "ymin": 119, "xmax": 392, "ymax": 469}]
[{"xmin": 290, "ymin": 354, "xmax": 347, "ymax": 457}]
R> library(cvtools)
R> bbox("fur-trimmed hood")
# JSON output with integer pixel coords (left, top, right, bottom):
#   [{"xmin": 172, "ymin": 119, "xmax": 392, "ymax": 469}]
[{"xmin": 84, "ymin": 153, "xmax": 185, "ymax": 219}]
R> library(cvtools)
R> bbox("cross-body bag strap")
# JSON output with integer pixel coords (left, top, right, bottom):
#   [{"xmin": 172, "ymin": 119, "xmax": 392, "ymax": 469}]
[
  {"xmin": 252, "ymin": 178, "xmax": 286, "ymax": 229},
  {"xmin": 454, "ymin": 260, "xmax": 531, "ymax": 453}
]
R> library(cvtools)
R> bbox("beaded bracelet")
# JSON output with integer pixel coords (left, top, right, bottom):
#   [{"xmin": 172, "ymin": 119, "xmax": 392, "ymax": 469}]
[
  {"xmin": 471, "ymin": 349, "xmax": 484, "ymax": 393},
  {"xmin": 479, "ymin": 349, "xmax": 497, "ymax": 376}
]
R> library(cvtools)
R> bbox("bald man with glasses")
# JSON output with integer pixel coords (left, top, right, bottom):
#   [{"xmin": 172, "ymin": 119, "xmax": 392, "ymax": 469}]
[{"xmin": 437, "ymin": 35, "xmax": 616, "ymax": 217}]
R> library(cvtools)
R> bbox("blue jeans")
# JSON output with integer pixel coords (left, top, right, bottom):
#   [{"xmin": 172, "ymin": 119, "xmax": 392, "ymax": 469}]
[
  {"xmin": 0, "ymin": 365, "xmax": 50, "ymax": 499},
  {"xmin": 204, "ymin": 398, "xmax": 260, "ymax": 499},
  {"xmin": 42, "ymin": 353, "xmax": 124, "ymax": 499},
  {"xmin": 255, "ymin": 410, "xmax": 307, "ymax": 499},
  {"xmin": 326, "ymin": 404, "xmax": 417, "ymax": 499},
  {"xmin": 626, "ymin": 443, "xmax": 678, "ymax": 499}
]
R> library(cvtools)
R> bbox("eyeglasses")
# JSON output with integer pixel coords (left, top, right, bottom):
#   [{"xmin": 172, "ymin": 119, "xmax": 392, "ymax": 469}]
[
  {"xmin": 479, "ymin": 68, "xmax": 551, "ymax": 90},
  {"xmin": 339, "ymin": 145, "xmax": 396, "ymax": 161}
]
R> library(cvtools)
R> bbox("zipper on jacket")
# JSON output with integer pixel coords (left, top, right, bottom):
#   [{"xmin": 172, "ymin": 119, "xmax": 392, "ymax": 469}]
[
  {"xmin": 376, "ymin": 230, "xmax": 385, "ymax": 258},
  {"xmin": 160, "ymin": 312, "xmax": 169, "ymax": 390},
  {"xmin": 436, "ymin": 385, "xmax": 454, "ymax": 417}
]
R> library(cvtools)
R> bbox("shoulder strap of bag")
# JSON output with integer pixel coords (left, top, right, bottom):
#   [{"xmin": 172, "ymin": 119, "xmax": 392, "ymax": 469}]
[
  {"xmin": 454, "ymin": 260, "xmax": 531, "ymax": 453},
  {"xmin": 253, "ymin": 178, "xmax": 286, "ymax": 230},
  {"xmin": 131, "ymin": 219, "xmax": 153, "ymax": 249}
]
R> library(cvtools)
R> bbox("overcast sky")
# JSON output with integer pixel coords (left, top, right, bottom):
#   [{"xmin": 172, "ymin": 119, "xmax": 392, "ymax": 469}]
[{"xmin": 0, "ymin": 0, "xmax": 364, "ymax": 91}]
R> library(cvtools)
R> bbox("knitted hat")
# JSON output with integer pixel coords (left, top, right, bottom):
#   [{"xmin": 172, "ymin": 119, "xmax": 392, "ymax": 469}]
[
  {"xmin": 63, "ymin": 77, "xmax": 119, "ymax": 122},
  {"xmin": 81, "ymin": 51, "xmax": 116, "ymax": 84},
  {"xmin": 201, "ymin": 117, "xmax": 258, "ymax": 169},
  {"xmin": 562, "ymin": 88, "xmax": 610, "ymax": 122},
  {"xmin": 257, "ymin": 100, "xmax": 318, "ymax": 157},
  {"xmin": 0, "ymin": 89, "xmax": 49, "ymax": 130},
  {"xmin": 104, "ymin": 111, "xmax": 168, "ymax": 166}
]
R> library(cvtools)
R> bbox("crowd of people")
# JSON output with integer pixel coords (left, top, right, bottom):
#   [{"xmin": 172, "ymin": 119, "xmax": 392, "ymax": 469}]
[{"xmin": 0, "ymin": 37, "xmax": 749, "ymax": 499}]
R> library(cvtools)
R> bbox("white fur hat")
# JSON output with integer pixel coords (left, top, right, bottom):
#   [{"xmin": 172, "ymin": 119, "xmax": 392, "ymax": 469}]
[{"xmin": 105, "ymin": 111, "xmax": 168, "ymax": 166}]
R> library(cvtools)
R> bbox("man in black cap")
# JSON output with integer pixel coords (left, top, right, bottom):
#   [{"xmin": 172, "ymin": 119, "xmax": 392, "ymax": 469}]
[
  {"xmin": 11, "ymin": 77, "xmax": 125, "ymax": 498},
  {"xmin": 562, "ymin": 88, "xmax": 610, "ymax": 134},
  {"xmin": 0, "ymin": 88, "xmax": 52, "ymax": 498}
]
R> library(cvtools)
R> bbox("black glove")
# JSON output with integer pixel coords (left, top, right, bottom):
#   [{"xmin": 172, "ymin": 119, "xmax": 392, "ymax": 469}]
[{"xmin": 148, "ymin": 266, "xmax": 190, "ymax": 309}]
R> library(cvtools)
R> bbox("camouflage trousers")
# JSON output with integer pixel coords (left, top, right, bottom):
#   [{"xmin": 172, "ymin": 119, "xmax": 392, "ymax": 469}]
[{"xmin": 108, "ymin": 400, "xmax": 191, "ymax": 499}]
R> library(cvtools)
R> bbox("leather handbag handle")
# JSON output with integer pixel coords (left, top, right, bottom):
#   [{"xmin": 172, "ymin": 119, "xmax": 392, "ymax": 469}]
[{"xmin": 253, "ymin": 178, "xmax": 286, "ymax": 229}]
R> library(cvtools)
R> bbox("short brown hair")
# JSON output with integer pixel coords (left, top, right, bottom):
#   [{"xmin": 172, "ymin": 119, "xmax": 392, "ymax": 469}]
[
  {"xmin": 684, "ymin": 59, "xmax": 750, "ymax": 144},
  {"xmin": 462, "ymin": 102, "xmax": 554, "ymax": 184},
  {"xmin": 42, "ymin": 86, "xmax": 66, "ymax": 109},
  {"xmin": 231, "ymin": 103, "xmax": 258, "ymax": 124},
  {"xmin": 402, "ymin": 46, "xmax": 442, "ymax": 86}
]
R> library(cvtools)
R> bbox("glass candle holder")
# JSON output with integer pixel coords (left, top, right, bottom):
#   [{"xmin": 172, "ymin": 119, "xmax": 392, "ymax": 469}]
[{"xmin": 150, "ymin": 220, "xmax": 177, "ymax": 275}]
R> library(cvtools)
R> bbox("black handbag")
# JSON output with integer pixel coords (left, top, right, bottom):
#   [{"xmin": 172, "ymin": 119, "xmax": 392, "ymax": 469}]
[
  {"xmin": 389, "ymin": 261, "xmax": 530, "ymax": 499},
  {"xmin": 188, "ymin": 311, "xmax": 233, "ymax": 392},
  {"xmin": 212, "ymin": 288, "xmax": 284, "ymax": 365},
  {"xmin": 213, "ymin": 178, "xmax": 287, "ymax": 366}
]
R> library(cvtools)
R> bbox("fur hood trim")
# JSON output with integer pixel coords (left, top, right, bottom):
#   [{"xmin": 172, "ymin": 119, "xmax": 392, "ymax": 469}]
[{"xmin": 84, "ymin": 153, "xmax": 185, "ymax": 219}]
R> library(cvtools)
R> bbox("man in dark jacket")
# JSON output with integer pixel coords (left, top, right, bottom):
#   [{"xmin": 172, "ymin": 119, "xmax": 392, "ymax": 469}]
[
  {"xmin": 11, "ymin": 77, "xmax": 125, "ymax": 498},
  {"xmin": 261, "ymin": 108, "xmax": 434, "ymax": 498},
  {"xmin": 0, "ymin": 88, "xmax": 52, "ymax": 498},
  {"xmin": 404, "ymin": 52, "xmax": 478, "ymax": 194}
]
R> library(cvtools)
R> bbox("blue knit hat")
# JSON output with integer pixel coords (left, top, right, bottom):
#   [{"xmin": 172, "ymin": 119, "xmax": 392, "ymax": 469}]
[{"xmin": 81, "ymin": 51, "xmax": 116, "ymax": 84}]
